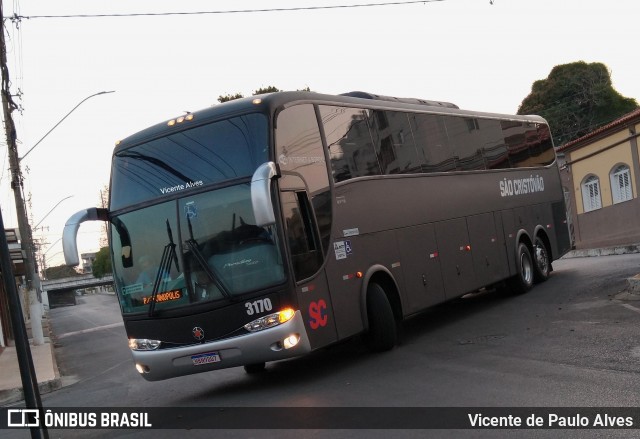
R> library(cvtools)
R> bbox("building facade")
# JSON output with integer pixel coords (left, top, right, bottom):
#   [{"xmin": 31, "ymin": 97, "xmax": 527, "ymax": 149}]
[
  {"xmin": 0, "ymin": 229, "xmax": 26, "ymax": 346},
  {"xmin": 557, "ymin": 109, "xmax": 640, "ymax": 250},
  {"xmin": 81, "ymin": 252, "xmax": 97, "ymax": 274}
]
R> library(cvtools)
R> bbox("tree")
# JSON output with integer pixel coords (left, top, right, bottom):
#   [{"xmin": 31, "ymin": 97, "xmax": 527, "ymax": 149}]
[
  {"xmin": 92, "ymin": 247, "xmax": 112, "ymax": 278},
  {"xmin": 217, "ymin": 92, "xmax": 244, "ymax": 103},
  {"xmin": 253, "ymin": 86, "xmax": 280, "ymax": 95},
  {"xmin": 217, "ymin": 86, "xmax": 311, "ymax": 103},
  {"xmin": 518, "ymin": 61, "xmax": 638, "ymax": 146}
]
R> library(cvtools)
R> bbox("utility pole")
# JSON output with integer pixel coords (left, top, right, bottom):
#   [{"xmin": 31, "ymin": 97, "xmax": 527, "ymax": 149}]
[{"xmin": 0, "ymin": 2, "xmax": 44, "ymax": 345}]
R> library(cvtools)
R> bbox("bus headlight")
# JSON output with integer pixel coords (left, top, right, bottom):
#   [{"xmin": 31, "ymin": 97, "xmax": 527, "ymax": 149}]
[
  {"xmin": 244, "ymin": 308, "xmax": 295, "ymax": 332},
  {"xmin": 129, "ymin": 338, "xmax": 161, "ymax": 351}
]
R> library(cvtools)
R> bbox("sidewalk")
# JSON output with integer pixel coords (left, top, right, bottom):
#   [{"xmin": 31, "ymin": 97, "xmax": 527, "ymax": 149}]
[{"xmin": 0, "ymin": 326, "xmax": 62, "ymax": 406}]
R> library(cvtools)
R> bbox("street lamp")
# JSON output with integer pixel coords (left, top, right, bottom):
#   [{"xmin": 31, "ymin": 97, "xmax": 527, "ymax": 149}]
[
  {"xmin": 33, "ymin": 195, "xmax": 74, "ymax": 230},
  {"xmin": 4, "ymin": 91, "xmax": 114, "ymax": 346},
  {"xmin": 20, "ymin": 90, "xmax": 115, "ymax": 162}
]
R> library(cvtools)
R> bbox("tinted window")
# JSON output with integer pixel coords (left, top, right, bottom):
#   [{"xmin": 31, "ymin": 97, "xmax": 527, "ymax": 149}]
[
  {"xmin": 281, "ymin": 191, "xmax": 323, "ymax": 281},
  {"xmin": 446, "ymin": 117, "xmax": 485, "ymax": 171},
  {"xmin": 523, "ymin": 123, "xmax": 555, "ymax": 167},
  {"xmin": 111, "ymin": 113, "xmax": 268, "ymax": 210},
  {"xmin": 319, "ymin": 106, "xmax": 382, "ymax": 182},
  {"xmin": 501, "ymin": 121, "xmax": 554, "ymax": 168},
  {"xmin": 369, "ymin": 111, "xmax": 423, "ymax": 174},
  {"xmin": 408, "ymin": 113, "xmax": 456, "ymax": 173},
  {"xmin": 276, "ymin": 104, "xmax": 332, "ymax": 256},
  {"xmin": 110, "ymin": 185, "xmax": 286, "ymax": 314}
]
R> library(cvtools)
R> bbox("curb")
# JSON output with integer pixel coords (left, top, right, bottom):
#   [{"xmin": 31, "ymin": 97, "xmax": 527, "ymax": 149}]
[
  {"xmin": 0, "ymin": 321, "xmax": 62, "ymax": 407},
  {"xmin": 0, "ymin": 376, "xmax": 63, "ymax": 407},
  {"xmin": 562, "ymin": 244, "xmax": 640, "ymax": 259}
]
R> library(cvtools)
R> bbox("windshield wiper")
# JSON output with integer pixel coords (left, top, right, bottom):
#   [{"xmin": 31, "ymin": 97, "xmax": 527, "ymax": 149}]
[
  {"xmin": 148, "ymin": 220, "xmax": 180, "ymax": 317},
  {"xmin": 185, "ymin": 216, "xmax": 232, "ymax": 300}
]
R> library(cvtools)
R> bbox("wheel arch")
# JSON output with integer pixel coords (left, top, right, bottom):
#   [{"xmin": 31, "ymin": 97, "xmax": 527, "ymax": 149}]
[
  {"xmin": 359, "ymin": 265, "xmax": 403, "ymax": 331},
  {"xmin": 515, "ymin": 229, "xmax": 533, "ymax": 253}
]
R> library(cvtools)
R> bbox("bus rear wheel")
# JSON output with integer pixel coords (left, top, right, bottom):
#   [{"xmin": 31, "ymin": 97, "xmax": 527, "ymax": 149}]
[
  {"xmin": 533, "ymin": 236, "xmax": 550, "ymax": 283},
  {"xmin": 507, "ymin": 243, "xmax": 534, "ymax": 295},
  {"xmin": 363, "ymin": 282, "xmax": 397, "ymax": 352}
]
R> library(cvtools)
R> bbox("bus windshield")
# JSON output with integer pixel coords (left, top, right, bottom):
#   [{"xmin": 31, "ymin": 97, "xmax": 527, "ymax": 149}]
[
  {"xmin": 108, "ymin": 111, "xmax": 285, "ymax": 315},
  {"xmin": 110, "ymin": 112, "xmax": 269, "ymax": 211},
  {"xmin": 110, "ymin": 184, "xmax": 286, "ymax": 315}
]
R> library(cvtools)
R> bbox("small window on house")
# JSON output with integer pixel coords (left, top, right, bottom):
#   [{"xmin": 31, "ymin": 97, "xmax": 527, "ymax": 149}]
[
  {"xmin": 581, "ymin": 175, "xmax": 602, "ymax": 212},
  {"xmin": 610, "ymin": 164, "xmax": 633, "ymax": 204}
]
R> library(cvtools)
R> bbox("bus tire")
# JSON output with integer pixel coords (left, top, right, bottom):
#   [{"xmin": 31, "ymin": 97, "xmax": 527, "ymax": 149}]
[
  {"xmin": 507, "ymin": 243, "xmax": 534, "ymax": 295},
  {"xmin": 244, "ymin": 362, "xmax": 266, "ymax": 374},
  {"xmin": 533, "ymin": 236, "xmax": 550, "ymax": 283},
  {"xmin": 363, "ymin": 282, "xmax": 397, "ymax": 352}
]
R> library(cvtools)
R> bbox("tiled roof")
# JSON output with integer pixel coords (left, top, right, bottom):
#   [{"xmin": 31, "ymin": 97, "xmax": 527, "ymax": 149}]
[{"xmin": 557, "ymin": 107, "xmax": 640, "ymax": 152}]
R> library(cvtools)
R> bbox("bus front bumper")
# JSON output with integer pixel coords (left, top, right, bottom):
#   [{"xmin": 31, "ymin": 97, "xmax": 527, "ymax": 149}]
[{"xmin": 130, "ymin": 311, "xmax": 311, "ymax": 381}]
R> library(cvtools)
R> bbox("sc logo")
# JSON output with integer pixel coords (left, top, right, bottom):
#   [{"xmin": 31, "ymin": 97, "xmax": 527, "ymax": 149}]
[{"xmin": 309, "ymin": 300, "xmax": 328, "ymax": 330}]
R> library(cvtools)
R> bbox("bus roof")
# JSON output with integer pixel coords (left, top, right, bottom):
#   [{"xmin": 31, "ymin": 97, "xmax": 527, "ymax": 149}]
[{"xmin": 114, "ymin": 91, "xmax": 548, "ymax": 152}]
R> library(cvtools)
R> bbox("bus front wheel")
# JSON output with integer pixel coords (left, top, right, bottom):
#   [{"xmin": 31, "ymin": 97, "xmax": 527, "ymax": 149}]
[
  {"xmin": 363, "ymin": 282, "xmax": 397, "ymax": 352},
  {"xmin": 507, "ymin": 243, "xmax": 534, "ymax": 295}
]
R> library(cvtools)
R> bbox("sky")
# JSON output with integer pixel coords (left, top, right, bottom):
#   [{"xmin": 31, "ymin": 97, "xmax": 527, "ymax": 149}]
[{"xmin": 1, "ymin": 0, "xmax": 639, "ymax": 269}]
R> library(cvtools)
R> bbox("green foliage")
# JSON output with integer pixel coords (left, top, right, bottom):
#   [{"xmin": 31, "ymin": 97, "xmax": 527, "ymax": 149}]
[
  {"xmin": 217, "ymin": 92, "xmax": 244, "ymax": 103},
  {"xmin": 253, "ymin": 86, "xmax": 280, "ymax": 95},
  {"xmin": 518, "ymin": 61, "xmax": 638, "ymax": 146},
  {"xmin": 44, "ymin": 265, "xmax": 80, "ymax": 280},
  {"xmin": 217, "ymin": 86, "xmax": 311, "ymax": 103},
  {"xmin": 92, "ymin": 247, "xmax": 112, "ymax": 278}
]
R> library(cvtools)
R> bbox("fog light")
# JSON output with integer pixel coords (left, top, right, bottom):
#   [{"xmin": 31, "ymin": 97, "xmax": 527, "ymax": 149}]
[
  {"xmin": 135, "ymin": 363, "xmax": 149, "ymax": 374},
  {"xmin": 283, "ymin": 334, "xmax": 300, "ymax": 349}
]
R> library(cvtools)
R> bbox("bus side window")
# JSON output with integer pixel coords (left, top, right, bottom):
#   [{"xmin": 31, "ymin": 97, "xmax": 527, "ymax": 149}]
[
  {"xmin": 368, "ymin": 110, "xmax": 423, "ymax": 174},
  {"xmin": 409, "ymin": 113, "xmax": 456, "ymax": 173},
  {"xmin": 281, "ymin": 190, "xmax": 323, "ymax": 281},
  {"xmin": 319, "ymin": 106, "xmax": 382, "ymax": 182}
]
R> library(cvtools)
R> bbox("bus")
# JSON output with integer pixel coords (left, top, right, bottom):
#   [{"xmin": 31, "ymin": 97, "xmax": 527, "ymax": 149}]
[{"xmin": 62, "ymin": 91, "xmax": 571, "ymax": 381}]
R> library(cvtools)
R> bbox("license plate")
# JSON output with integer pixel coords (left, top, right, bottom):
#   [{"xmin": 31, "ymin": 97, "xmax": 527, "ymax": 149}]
[{"xmin": 191, "ymin": 351, "xmax": 221, "ymax": 366}]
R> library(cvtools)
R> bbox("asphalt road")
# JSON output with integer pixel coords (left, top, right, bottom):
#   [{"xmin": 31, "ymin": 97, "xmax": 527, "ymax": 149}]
[{"xmin": 7, "ymin": 253, "xmax": 640, "ymax": 438}]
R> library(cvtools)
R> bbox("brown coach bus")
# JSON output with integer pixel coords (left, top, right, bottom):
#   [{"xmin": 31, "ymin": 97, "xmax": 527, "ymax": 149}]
[{"xmin": 63, "ymin": 91, "xmax": 571, "ymax": 381}]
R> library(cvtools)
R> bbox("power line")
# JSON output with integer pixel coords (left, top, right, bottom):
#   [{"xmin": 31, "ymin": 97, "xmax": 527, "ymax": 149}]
[{"xmin": 9, "ymin": 0, "xmax": 445, "ymax": 21}]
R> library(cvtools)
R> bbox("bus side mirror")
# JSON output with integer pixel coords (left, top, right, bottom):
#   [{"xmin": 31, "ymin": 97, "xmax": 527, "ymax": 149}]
[
  {"xmin": 63, "ymin": 208, "xmax": 109, "ymax": 266},
  {"xmin": 251, "ymin": 161, "xmax": 280, "ymax": 227}
]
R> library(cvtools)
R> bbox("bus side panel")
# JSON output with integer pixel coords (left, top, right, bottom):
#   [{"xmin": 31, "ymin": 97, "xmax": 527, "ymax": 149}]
[
  {"xmin": 500, "ymin": 209, "xmax": 518, "ymax": 276},
  {"xmin": 296, "ymin": 276, "xmax": 339, "ymax": 351},
  {"xmin": 395, "ymin": 224, "xmax": 445, "ymax": 314},
  {"xmin": 324, "ymin": 231, "xmax": 400, "ymax": 340},
  {"xmin": 435, "ymin": 218, "xmax": 476, "ymax": 299},
  {"xmin": 467, "ymin": 212, "xmax": 510, "ymax": 286},
  {"xmin": 551, "ymin": 200, "xmax": 572, "ymax": 259}
]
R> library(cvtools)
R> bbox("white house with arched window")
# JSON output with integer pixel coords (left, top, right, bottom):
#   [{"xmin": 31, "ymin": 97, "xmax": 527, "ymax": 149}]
[
  {"xmin": 610, "ymin": 164, "xmax": 632, "ymax": 204},
  {"xmin": 557, "ymin": 108, "xmax": 640, "ymax": 249}
]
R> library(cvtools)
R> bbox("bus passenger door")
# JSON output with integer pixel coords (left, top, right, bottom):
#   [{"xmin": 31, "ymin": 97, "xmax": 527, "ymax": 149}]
[
  {"xmin": 280, "ymin": 188, "xmax": 338, "ymax": 350},
  {"xmin": 396, "ymin": 224, "xmax": 445, "ymax": 313},
  {"xmin": 435, "ymin": 218, "xmax": 476, "ymax": 298}
]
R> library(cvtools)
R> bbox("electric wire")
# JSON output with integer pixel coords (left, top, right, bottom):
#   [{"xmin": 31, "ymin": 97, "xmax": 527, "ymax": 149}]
[{"xmin": 10, "ymin": 0, "xmax": 445, "ymax": 21}]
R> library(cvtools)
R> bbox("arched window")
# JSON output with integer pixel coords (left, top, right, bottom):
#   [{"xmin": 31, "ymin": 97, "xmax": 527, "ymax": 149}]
[
  {"xmin": 610, "ymin": 164, "xmax": 633, "ymax": 204},
  {"xmin": 581, "ymin": 175, "xmax": 602, "ymax": 212}
]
